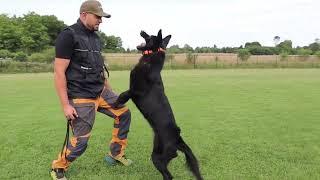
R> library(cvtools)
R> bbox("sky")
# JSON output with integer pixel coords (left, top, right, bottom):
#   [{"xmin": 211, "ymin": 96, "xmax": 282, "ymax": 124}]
[{"xmin": 1, "ymin": 0, "xmax": 319, "ymax": 49}]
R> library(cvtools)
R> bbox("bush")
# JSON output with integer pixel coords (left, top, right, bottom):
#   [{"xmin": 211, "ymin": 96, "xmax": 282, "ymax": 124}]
[
  {"xmin": 314, "ymin": 51, "xmax": 320, "ymax": 59},
  {"xmin": 185, "ymin": 52, "xmax": 198, "ymax": 64},
  {"xmin": 0, "ymin": 49, "xmax": 14, "ymax": 59},
  {"xmin": 28, "ymin": 47, "xmax": 55, "ymax": 63},
  {"xmin": 297, "ymin": 48, "xmax": 312, "ymax": 61},
  {"xmin": 280, "ymin": 52, "xmax": 289, "ymax": 61},
  {"xmin": 248, "ymin": 46, "xmax": 273, "ymax": 55},
  {"xmin": 165, "ymin": 54, "xmax": 174, "ymax": 62},
  {"xmin": 14, "ymin": 51, "xmax": 28, "ymax": 62},
  {"xmin": 0, "ymin": 61, "xmax": 53, "ymax": 73},
  {"xmin": 28, "ymin": 53, "xmax": 47, "ymax": 63},
  {"xmin": 237, "ymin": 49, "xmax": 251, "ymax": 61}
]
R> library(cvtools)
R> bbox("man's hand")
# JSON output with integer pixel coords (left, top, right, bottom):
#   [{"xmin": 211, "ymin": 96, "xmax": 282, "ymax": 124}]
[{"xmin": 63, "ymin": 104, "xmax": 78, "ymax": 120}]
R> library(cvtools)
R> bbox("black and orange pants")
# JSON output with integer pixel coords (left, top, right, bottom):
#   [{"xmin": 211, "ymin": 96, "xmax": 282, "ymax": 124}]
[{"xmin": 52, "ymin": 89, "xmax": 131, "ymax": 170}]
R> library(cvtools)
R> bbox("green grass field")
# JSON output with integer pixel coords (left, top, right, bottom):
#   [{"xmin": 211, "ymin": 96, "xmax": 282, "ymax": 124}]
[{"xmin": 1, "ymin": 69, "xmax": 320, "ymax": 179}]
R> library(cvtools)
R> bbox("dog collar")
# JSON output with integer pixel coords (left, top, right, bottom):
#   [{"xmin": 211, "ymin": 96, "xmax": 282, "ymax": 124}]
[{"xmin": 143, "ymin": 48, "xmax": 165, "ymax": 55}]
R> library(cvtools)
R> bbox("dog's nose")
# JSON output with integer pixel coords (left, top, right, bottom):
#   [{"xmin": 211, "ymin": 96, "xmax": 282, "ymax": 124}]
[{"xmin": 137, "ymin": 43, "xmax": 146, "ymax": 49}]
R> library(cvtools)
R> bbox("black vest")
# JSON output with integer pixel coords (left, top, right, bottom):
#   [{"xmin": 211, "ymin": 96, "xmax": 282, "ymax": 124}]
[{"xmin": 65, "ymin": 20, "xmax": 106, "ymax": 99}]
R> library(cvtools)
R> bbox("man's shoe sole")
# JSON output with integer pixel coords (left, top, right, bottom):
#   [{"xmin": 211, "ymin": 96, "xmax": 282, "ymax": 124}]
[
  {"xmin": 105, "ymin": 155, "xmax": 117, "ymax": 166},
  {"xmin": 105, "ymin": 155, "xmax": 133, "ymax": 166},
  {"xmin": 50, "ymin": 169, "xmax": 67, "ymax": 180}
]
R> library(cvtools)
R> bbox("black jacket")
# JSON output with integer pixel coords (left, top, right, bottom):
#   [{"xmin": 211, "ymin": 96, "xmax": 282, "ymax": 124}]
[{"xmin": 64, "ymin": 19, "xmax": 105, "ymax": 99}]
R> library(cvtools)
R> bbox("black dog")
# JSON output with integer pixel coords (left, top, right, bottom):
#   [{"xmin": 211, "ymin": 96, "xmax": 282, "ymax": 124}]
[{"xmin": 113, "ymin": 30, "xmax": 203, "ymax": 180}]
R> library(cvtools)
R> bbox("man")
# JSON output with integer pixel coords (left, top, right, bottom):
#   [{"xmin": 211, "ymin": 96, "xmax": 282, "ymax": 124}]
[{"xmin": 50, "ymin": 1, "xmax": 132, "ymax": 179}]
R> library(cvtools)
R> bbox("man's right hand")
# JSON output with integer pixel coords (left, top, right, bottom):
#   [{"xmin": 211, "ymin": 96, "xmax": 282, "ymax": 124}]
[{"xmin": 63, "ymin": 104, "xmax": 78, "ymax": 120}]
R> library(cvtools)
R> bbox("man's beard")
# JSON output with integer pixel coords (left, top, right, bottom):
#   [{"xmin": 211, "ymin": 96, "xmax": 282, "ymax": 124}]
[{"xmin": 93, "ymin": 25, "xmax": 99, "ymax": 31}]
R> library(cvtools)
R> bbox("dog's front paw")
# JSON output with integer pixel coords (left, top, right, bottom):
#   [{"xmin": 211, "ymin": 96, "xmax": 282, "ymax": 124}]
[{"xmin": 110, "ymin": 101, "xmax": 125, "ymax": 109}]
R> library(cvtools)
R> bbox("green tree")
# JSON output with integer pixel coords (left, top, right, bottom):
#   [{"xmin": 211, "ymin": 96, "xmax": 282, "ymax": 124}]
[
  {"xmin": 270, "ymin": 47, "xmax": 281, "ymax": 55},
  {"xmin": 244, "ymin": 41, "xmax": 261, "ymax": 48},
  {"xmin": 280, "ymin": 52, "xmax": 289, "ymax": 61},
  {"xmin": 248, "ymin": 47, "xmax": 273, "ymax": 55},
  {"xmin": 98, "ymin": 31, "xmax": 123, "ymax": 52},
  {"xmin": 297, "ymin": 48, "xmax": 312, "ymax": 61},
  {"xmin": 277, "ymin": 40, "xmax": 293, "ymax": 54},
  {"xmin": 273, "ymin": 36, "xmax": 280, "ymax": 46},
  {"xmin": 19, "ymin": 12, "xmax": 50, "ymax": 53},
  {"xmin": 106, "ymin": 35, "xmax": 122, "ymax": 50},
  {"xmin": 221, "ymin": 47, "xmax": 238, "ymax": 53},
  {"xmin": 308, "ymin": 42, "xmax": 320, "ymax": 53},
  {"xmin": 40, "ymin": 15, "xmax": 66, "ymax": 45},
  {"xmin": 0, "ymin": 49, "xmax": 14, "ymax": 59},
  {"xmin": 183, "ymin": 44, "xmax": 193, "ymax": 52},
  {"xmin": 237, "ymin": 49, "xmax": 251, "ymax": 61},
  {"xmin": 167, "ymin": 45, "xmax": 182, "ymax": 54},
  {"xmin": 14, "ymin": 51, "xmax": 27, "ymax": 61},
  {"xmin": 315, "ymin": 51, "xmax": 320, "ymax": 59},
  {"xmin": 28, "ymin": 47, "xmax": 54, "ymax": 63},
  {"xmin": 0, "ymin": 14, "xmax": 23, "ymax": 52}
]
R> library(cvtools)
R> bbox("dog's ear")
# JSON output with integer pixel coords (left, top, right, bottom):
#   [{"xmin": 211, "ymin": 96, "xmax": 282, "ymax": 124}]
[
  {"xmin": 157, "ymin": 29, "xmax": 162, "ymax": 41},
  {"xmin": 137, "ymin": 31, "xmax": 150, "ymax": 51},
  {"xmin": 140, "ymin": 30, "xmax": 150, "ymax": 40},
  {"xmin": 161, "ymin": 35, "xmax": 171, "ymax": 49}
]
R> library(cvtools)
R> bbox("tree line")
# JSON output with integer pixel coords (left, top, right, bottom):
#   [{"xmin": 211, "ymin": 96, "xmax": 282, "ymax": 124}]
[
  {"xmin": 0, "ymin": 12, "xmax": 319, "ymax": 63},
  {"xmin": 0, "ymin": 12, "xmax": 124, "ymax": 62},
  {"xmin": 166, "ymin": 40, "xmax": 320, "ymax": 56}
]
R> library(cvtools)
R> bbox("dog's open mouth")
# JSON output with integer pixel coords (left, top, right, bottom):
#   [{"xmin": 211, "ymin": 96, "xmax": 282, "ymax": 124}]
[{"xmin": 136, "ymin": 42, "xmax": 146, "ymax": 50}]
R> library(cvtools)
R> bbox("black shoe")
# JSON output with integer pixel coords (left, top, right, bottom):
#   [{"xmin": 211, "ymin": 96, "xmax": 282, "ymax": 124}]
[{"xmin": 50, "ymin": 168, "xmax": 67, "ymax": 180}]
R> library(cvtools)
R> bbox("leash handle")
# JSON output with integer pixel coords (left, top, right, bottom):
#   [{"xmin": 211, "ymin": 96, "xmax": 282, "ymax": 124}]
[
  {"xmin": 69, "ymin": 120, "xmax": 74, "ymax": 135},
  {"xmin": 103, "ymin": 64, "xmax": 110, "ymax": 78},
  {"xmin": 60, "ymin": 120, "xmax": 73, "ymax": 158}
]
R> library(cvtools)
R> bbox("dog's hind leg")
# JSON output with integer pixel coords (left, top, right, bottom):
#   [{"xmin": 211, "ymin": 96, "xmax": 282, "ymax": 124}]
[
  {"xmin": 152, "ymin": 135, "xmax": 173, "ymax": 180},
  {"xmin": 177, "ymin": 137, "xmax": 203, "ymax": 180},
  {"xmin": 151, "ymin": 153, "xmax": 173, "ymax": 180}
]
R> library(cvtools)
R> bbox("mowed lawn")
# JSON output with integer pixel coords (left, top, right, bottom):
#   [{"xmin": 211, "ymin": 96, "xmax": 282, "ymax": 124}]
[{"xmin": 1, "ymin": 69, "xmax": 320, "ymax": 179}]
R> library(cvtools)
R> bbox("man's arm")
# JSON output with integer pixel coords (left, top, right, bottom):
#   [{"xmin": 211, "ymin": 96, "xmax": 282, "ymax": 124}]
[
  {"xmin": 104, "ymin": 79, "xmax": 112, "ymax": 90},
  {"xmin": 54, "ymin": 58, "xmax": 78, "ymax": 120}
]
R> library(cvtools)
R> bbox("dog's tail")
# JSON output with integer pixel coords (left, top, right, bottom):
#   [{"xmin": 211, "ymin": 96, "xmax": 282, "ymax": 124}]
[{"xmin": 177, "ymin": 137, "xmax": 203, "ymax": 180}]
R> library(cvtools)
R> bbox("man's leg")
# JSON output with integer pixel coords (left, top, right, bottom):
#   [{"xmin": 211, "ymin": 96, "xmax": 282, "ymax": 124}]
[
  {"xmin": 98, "ymin": 89, "xmax": 132, "ymax": 166},
  {"xmin": 51, "ymin": 100, "xmax": 96, "ymax": 178}
]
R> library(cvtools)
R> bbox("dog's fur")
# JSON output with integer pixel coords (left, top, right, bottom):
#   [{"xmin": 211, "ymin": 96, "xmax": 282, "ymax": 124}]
[{"xmin": 113, "ymin": 30, "xmax": 203, "ymax": 180}]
